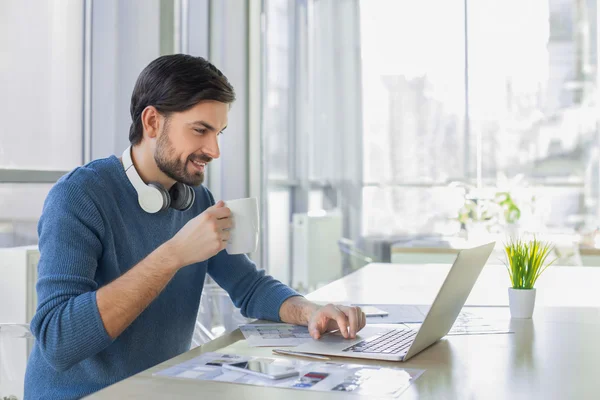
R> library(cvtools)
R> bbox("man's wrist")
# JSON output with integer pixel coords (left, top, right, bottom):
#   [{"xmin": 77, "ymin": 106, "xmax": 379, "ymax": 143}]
[
  {"xmin": 154, "ymin": 240, "xmax": 183, "ymax": 273},
  {"xmin": 279, "ymin": 296, "xmax": 320, "ymax": 325},
  {"xmin": 302, "ymin": 300, "xmax": 321, "ymax": 324}
]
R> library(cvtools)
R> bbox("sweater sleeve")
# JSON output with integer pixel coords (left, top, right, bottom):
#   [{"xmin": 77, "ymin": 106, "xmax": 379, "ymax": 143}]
[
  {"xmin": 203, "ymin": 187, "xmax": 300, "ymax": 321},
  {"xmin": 207, "ymin": 251, "xmax": 300, "ymax": 321},
  {"xmin": 29, "ymin": 180, "xmax": 113, "ymax": 372}
]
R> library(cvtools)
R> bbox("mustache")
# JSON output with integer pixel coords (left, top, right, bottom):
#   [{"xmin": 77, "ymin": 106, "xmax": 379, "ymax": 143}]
[{"xmin": 189, "ymin": 154, "xmax": 213, "ymax": 164}]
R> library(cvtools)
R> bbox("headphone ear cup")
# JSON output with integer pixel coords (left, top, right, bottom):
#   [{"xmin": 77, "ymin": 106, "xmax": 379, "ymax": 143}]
[
  {"xmin": 169, "ymin": 183, "xmax": 195, "ymax": 211},
  {"xmin": 140, "ymin": 183, "xmax": 170, "ymax": 213},
  {"xmin": 122, "ymin": 146, "xmax": 171, "ymax": 213},
  {"xmin": 185, "ymin": 185, "xmax": 196, "ymax": 210}
]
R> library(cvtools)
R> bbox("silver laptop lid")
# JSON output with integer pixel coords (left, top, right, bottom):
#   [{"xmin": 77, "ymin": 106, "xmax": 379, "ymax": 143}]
[{"xmin": 403, "ymin": 242, "xmax": 495, "ymax": 361}]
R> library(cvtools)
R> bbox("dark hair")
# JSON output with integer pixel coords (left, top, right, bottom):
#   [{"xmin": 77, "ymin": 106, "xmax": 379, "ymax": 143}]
[{"xmin": 129, "ymin": 54, "xmax": 236, "ymax": 145}]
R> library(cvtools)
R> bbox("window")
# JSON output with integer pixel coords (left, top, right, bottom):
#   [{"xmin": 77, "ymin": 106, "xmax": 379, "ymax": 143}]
[
  {"xmin": 0, "ymin": 1, "xmax": 84, "ymax": 170},
  {"xmin": 0, "ymin": 0, "xmax": 182, "ymax": 248},
  {"xmin": 264, "ymin": 0, "xmax": 292, "ymax": 180},
  {"xmin": 263, "ymin": 0, "xmax": 364, "ymax": 287},
  {"xmin": 0, "ymin": 0, "xmax": 85, "ymax": 247},
  {"xmin": 360, "ymin": 0, "xmax": 599, "ymax": 236},
  {"xmin": 263, "ymin": 0, "xmax": 600, "ymax": 281},
  {"xmin": 360, "ymin": 0, "xmax": 466, "ymax": 236},
  {"xmin": 263, "ymin": 0, "xmax": 294, "ymax": 283},
  {"xmin": 469, "ymin": 0, "xmax": 598, "ymax": 231}
]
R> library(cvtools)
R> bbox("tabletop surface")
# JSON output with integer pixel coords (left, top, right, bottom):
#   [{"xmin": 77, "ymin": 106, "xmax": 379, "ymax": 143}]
[{"xmin": 89, "ymin": 264, "xmax": 600, "ymax": 400}]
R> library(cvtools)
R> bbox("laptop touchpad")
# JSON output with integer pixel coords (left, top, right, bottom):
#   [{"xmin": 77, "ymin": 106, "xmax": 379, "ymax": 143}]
[{"xmin": 295, "ymin": 326, "xmax": 394, "ymax": 353}]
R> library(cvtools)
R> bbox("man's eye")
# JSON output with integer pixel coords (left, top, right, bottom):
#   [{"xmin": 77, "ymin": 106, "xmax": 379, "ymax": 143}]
[{"xmin": 194, "ymin": 128, "xmax": 207, "ymax": 135}]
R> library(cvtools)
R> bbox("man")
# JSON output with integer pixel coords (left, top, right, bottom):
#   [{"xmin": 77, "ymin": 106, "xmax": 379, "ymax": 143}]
[{"xmin": 24, "ymin": 54, "xmax": 366, "ymax": 399}]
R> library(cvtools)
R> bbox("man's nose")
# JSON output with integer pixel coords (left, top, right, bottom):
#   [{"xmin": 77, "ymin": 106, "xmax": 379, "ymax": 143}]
[{"xmin": 203, "ymin": 134, "xmax": 220, "ymax": 160}]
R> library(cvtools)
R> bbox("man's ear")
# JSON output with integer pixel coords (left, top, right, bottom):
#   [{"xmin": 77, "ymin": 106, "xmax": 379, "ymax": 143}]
[{"xmin": 141, "ymin": 106, "xmax": 160, "ymax": 139}]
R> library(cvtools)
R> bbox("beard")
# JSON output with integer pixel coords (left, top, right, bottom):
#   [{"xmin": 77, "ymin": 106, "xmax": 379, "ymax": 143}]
[{"xmin": 154, "ymin": 123, "xmax": 210, "ymax": 187}]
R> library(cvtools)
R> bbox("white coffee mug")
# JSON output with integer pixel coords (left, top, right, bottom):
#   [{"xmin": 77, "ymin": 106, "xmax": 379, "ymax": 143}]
[{"xmin": 224, "ymin": 197, "xmax": 259, "ymax": 255}]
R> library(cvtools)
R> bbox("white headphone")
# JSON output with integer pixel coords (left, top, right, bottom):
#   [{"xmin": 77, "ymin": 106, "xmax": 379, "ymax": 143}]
[{"xmin": 122, "ymin": 146, "xmax": 195, "ymax": 213}]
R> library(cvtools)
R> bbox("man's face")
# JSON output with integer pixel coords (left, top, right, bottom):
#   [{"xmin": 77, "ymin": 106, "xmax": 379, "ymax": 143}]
[{"xmin": 154, "ymin": 100, "xmax": 228, "ymax": 186}]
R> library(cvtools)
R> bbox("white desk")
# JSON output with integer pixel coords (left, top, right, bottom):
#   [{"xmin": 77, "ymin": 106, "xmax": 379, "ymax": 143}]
[
  {"xmin": 89, "ymin": 264, "xmax": 600, "ymax": 399},
  {"xmin": 307, "ymin": 263, "xmax": 600, "ymax": 307}
]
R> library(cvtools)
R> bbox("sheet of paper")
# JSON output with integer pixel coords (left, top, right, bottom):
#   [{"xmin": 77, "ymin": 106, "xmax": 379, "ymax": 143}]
[
  {"xmin": 447, "ymin": 310, "xmax": 512, "ymax": 335},
  {"xmin": 402, "ymin": 309, "xmax": 513, "ymax": 335},
  {"xmin": 360, "ymin": 305, "xmax": 389, "ymax": 317},
  {"xmin": 154, "ymin": 352, "xmax": 425, "ymax": 398},
  {"xmin": 355, "ymin": 304, "xmax": 512, "ymax": 335},
  {"xmin": 239, "ymin": 323, "xmax": 313, "ymax": 347},
  {"xmin": 352, "ymin": 304, "xmax": 430, "ymax": 324}
]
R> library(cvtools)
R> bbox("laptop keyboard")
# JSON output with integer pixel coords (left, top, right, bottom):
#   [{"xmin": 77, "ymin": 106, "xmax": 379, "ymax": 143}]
[{"xmin": 342, "ymin": 328, "xmax": 417, "ymax": 354}]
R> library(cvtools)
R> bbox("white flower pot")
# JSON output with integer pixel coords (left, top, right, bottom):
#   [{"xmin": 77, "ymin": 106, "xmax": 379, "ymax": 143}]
[{"xmin": 508, "ymin": 288, "xmax": 536, "ymax": 319}]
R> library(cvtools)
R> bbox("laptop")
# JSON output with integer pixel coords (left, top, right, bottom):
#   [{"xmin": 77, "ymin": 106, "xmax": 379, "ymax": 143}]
[{"xmin": 293, "ymin": 242, "xmax": 495, "ymax": 362}]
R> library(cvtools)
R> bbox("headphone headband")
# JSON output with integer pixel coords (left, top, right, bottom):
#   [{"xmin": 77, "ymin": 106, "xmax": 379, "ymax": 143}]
[{"xmin": 121, "ymin": 146, "xmax": 195, "ymax": 213}]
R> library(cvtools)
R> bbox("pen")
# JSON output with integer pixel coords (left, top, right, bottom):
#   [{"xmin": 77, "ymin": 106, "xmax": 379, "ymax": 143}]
[{"xmin": 272, "ymin": 349, "xmax": 331, "ymax": 361}]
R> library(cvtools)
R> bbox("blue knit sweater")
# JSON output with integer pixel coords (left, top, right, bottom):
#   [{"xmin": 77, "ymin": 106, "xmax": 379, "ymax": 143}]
[{"xmin": 24, "ymin": 155, "xmax": 298, "ymax": 399}]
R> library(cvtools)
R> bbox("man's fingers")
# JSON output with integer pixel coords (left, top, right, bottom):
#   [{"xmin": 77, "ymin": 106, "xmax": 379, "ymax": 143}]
[
  {"xmin": 341, "ymin": 306, "xmax": 358, "ymax": 338},
  {"xmin": 309, "ymin": 324, "xmax": 321, "ymax": 340},
  {"xmin": 358, "ymin": 312, "xmax": 364, "ymax": 331},
  {"xmin": 217, "ymin": 217, "xmax": 233, "ymax": 231},
  {"xmin": 340, "ymin": 306, "xmax": 363, "ymax": 338},
  {"xmin": 308, "ymin": 315, "xmax": 323, "ymax": 339},
  {"xmin": 354, "ymin": 306, "xmax": 362, "ymax": 329},
  {"xmin": 212, "ymin": 206, "xmax": 232, "ymax": 219},
  {"xmin": 310, "ymin": 304, "xmax": 366, "ymax": 340},
  {"xmin": 355, "ymin": 306, "xmax": 365, "ymax": 331},
  {"xmin": 356, "ymin": 306, "xmax": 366, "ymax": 330},
  {"xmin": 221, "ymin": 230, "xmax": 231, "ymax": 242},
  {"xmin": 327, "ymin": 305, "xmax": 349, "ymax": 339}
]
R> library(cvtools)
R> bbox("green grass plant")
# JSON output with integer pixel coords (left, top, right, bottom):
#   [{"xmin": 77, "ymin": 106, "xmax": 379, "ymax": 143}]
[{"xmin": 504, "ymin": 238, "xmax": 555, "ymax": 289}]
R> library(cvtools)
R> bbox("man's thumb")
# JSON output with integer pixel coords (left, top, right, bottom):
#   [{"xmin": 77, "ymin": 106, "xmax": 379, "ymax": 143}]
[{"xmin": 310, "ymin": 327, "xmax": 321, "ymax": 339}]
